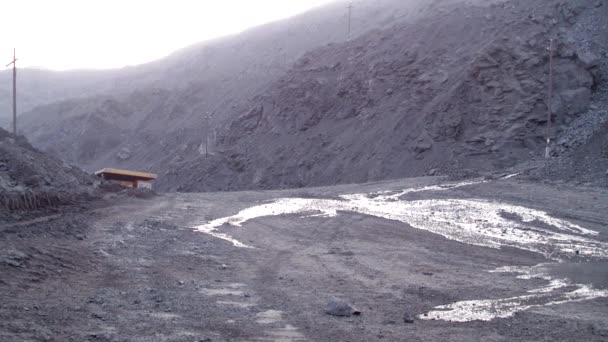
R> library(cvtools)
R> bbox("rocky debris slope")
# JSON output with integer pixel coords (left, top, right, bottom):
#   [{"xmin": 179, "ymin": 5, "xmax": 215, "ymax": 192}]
[
  {"xmin": 161, "ymin": 0, "xmax": 606, "ymax": 191},
  {"xmin": 530, "ymin": 0, "xmax": 608, "ymax": 186},
  {"xmin": 0, "ymin": 128, "xmax": 96, "ymax": 222}
]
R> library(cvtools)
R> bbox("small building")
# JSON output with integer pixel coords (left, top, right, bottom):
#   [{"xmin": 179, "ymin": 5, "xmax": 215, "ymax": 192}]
[{"xmin": 95, "ymin": 168, "xmax": 157, "ymax": 189}]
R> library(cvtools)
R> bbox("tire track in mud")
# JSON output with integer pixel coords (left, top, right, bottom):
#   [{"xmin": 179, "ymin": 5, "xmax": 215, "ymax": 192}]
[{"xmin": 89, "ymin": 195, "xmax": 310, "ymax": 341}]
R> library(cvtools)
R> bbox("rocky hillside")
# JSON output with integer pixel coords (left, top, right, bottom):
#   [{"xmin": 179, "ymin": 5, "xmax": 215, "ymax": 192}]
[
  {"xmin": 16, "ymin": 0, "xmax": 471, "ymax": 175},
  {"xmin": 161, "ymin": 0, "xmax": 607, "ymax": 191},
  {"xmin": 0, "ymin": 128, "xmax": 95, "ymax": 221},
  {"xmin": 8, "ymin": 0, "xmax": 426, "ymax": 128},
  {"xmin": 15, "ymin": 0, "xmax": 608, "ymax": 192}
]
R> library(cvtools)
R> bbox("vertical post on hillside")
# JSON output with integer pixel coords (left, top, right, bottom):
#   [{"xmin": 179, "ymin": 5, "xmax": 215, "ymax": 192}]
[
  {"xmin": 204, "ymin": 112, "xmax": 211, "ymax": 157},
  {"xmin": 6, "ymin": 48, "xmax": 18, "ymax": 136},
  {"xmin": 347, "ymin": 2, "xmax": 353, "ymax": 41},
  {"xmin": 545, "ymin": 39, "xmax": 554, "ymax": 159}
]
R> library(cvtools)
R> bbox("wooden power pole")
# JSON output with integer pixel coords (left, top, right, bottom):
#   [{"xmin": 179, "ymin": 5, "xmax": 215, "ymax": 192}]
[
  {"xmin": 347, "ymin": 2, "xmax": 353, "ymax": 41},
  {"xmin": 204, "ymin": 112, "xmax": 212, "ymax": 157},
  {"xmin": 545, "ymin": 39, "xmax": 554, "ymax": 159},
  {"xmin": 6, "ymin": 48, "xmax": 17, "ymax": 136}
]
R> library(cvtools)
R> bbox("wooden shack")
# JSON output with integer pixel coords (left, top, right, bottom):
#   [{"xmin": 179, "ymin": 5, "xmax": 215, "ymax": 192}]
[{"xmin": 95, "ymin": 168, "xmax": 157, "ymax": 189}]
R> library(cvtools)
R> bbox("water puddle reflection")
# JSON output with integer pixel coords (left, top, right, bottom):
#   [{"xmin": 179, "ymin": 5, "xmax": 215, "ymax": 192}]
[{"xmin": 192, "ymin": 179, "xmax": 608, "ymax": 322}]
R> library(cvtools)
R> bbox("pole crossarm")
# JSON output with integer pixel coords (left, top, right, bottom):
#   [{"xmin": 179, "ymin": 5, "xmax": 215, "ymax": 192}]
[{"xmin": 6, "ymin": 49, "xmax": 17, "ymax": 67}]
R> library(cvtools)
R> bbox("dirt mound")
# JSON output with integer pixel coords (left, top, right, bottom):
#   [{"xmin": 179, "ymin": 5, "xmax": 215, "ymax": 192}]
[
  {"xmin": 161, "ymin": 0, "xmax": 606, "ymax": 192},
  {"xmin": 0, "ymin": 128, "xmax": 96, "ymax": 221}
]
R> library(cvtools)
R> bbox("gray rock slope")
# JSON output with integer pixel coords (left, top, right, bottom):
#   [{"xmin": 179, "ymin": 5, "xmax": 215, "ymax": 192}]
[
  {"xmin": 0, "ymin": 128, "xmax": 94, "ymax": 220},
  {"xmin": 14, "ymin": 0, "xmax": 608, "ymax": 192},
  {"xmin": 16, "ymin": 0, "xmax": 456, "ymax": 176},
  {"xmin": 164, "ymin": 0, "xmax": 607, "ymax": 191}
]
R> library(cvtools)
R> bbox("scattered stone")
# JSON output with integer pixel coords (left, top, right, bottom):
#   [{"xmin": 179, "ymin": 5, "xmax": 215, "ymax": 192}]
[
  {"xmin": 325, "ymin": 297, "xmax": 361, "ymax": 317},
  {"xmin": 414, "ymin": 141, "xmax": 433, "ymax": 154},
  {"xmin": 116, "ymin": 147, "xmax": 132, "ymax": 161},
  {"xmin": 428, "ymin": 169, "xmax": 439, "ymax": 176},
  {"xmin": 221, "ymin": 264, "xmax": 228, "ymax": 270},
  {"xmin": 403, "ymin": 314, "xmax": 415, "ymax": 324},
  {"xmin": 91, "ymin": 313, "xmax": 105, "ymax": 320},
  {"xmin": 2, "ymin": 258, "xmax": 23, "ymax": 267},
  {"xmin": 577, "ymin": 51, "xmax": 600, "ymax": 69},
  {"xmin": 1, "ymin": 249, "xmax": 28, "ymax": 268}
]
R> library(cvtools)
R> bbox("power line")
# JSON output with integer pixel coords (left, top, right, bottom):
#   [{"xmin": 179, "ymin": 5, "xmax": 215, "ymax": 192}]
[{"xmin": 5, "ymin": 48, "xmax": 17, "ymax": 136}]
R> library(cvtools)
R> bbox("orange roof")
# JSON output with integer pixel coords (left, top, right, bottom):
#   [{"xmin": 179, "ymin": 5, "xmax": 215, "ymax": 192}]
[{"xmin": 95, "ymin": 168, "xmax": 157, "ymax": 180}]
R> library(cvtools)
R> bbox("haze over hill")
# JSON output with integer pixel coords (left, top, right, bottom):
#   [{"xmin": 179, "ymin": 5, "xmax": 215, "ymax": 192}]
[
  {"xmin": 7, "ymin": 0, "xmax": 608, "ymax": 192},
  {"xmin": 1, "ymin": 0, "xmax": 414, "ymax": 123}
]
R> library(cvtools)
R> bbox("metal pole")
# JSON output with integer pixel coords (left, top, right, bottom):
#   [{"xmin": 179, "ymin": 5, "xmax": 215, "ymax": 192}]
[{"xmin": 545, "ymin": 39, "xmax": 554, "ymax": 159}]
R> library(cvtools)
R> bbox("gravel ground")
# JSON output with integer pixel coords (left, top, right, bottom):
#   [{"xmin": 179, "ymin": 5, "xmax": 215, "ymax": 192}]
[{"xmin": 1, "ymin": 176, "xmax": 607, "ymax": 341}]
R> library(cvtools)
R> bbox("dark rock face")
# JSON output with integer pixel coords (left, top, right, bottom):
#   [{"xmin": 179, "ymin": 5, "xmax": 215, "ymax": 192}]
[{"xmin": 165, "ymin": 0, "xmax": 606, "ymax": 192}]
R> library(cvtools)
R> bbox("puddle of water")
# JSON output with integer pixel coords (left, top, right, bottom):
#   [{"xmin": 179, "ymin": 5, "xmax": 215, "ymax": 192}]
[
  {"xmin": 503, "ymin": 173, "xmax": 520, "ymax": 179},
  {"xmin": 201, "ymin": 288, "xmax": 244, "ymax": 296},
  {"xmin": 419, "ymin": 263, "xmax": 608, "ymax": 322},
  {"xmin": 217, "ymin": 301, "xmax": 255, "ymax": 308},
  {"xmin": 193, "ymin": 187, "xmax": 607, "ymax": 259},
  {"xmin": 420, "ymin": 284, "xmax": 608, "ymax": 322},
  {"xmin": 367, "ymin": 179, "xmax": 490, "ymax": 201},
  {"xmin": 267, "ymin": 324, "xmax": 306, "ymax": 341},
  {"xmin": 256, "ymin": 310, "xmax": 284, "ymax": 324},
  {"xmin": 546, "ymin": 262, "xmax": 608, "ymax": 290},
  {"xmin": 150, "ymin": 312, "xmax": 181, "ymax": 320},
  {"xmin": 193, "ymin": 179, "xmax": 608, "ymax": 323}
]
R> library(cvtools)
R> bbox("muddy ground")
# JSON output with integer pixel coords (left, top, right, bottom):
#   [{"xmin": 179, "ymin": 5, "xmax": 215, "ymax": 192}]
[{"xmin": 1, "ymin": 176, "xmax": 608, "ymax": 341}]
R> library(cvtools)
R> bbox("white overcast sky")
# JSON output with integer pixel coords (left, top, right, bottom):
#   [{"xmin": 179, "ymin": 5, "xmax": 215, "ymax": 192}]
[{"xmin": 1, "ymin": 0, "xmax": 335, "ymax": 71}]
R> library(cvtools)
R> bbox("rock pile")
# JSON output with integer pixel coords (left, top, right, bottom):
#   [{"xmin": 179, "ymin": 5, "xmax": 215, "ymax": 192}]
[{"xmin": 0, "ymin": 128, "xmax": 95, "ymax": 221}]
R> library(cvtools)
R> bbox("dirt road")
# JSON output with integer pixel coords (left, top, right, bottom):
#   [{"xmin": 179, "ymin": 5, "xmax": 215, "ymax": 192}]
[{"xmin": 1, "ymin": 176, "xmax": 608, "ymax": 341}]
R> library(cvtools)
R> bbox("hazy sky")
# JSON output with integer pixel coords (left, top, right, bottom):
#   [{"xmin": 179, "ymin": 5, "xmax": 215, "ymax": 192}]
[{"xmin": 1, "ymin": 0, "xmax": 335, "ymax": 71}]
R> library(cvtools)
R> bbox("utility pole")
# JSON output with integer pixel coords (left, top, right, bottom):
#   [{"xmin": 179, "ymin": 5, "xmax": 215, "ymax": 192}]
[
  {"xmin": 6, "ymin": 48, "xmax": 17, "ymax": 136},
  {"xmin": 347, "ymin": 2, "xmax": 353, "ymax": 41},
  {"xmin": 203, "ymin": 112, "xmax": 212, "ymax": 157},
  {"xmin": 545, "ymin": 39, "xmax": 554, "ymax": 159}
]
